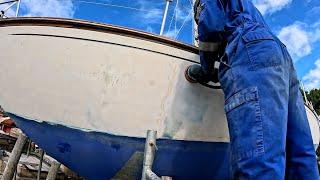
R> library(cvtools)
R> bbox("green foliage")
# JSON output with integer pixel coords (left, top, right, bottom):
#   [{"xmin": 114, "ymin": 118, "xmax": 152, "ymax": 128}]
[{"xmin": 306, "ymin": 89, "xmax": 320, "ymax": 115}]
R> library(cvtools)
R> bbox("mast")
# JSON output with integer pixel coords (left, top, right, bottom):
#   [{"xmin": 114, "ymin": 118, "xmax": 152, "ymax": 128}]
[{"xmin": 160, "ymin": 0, "xmax": 172, "ymax": 35}]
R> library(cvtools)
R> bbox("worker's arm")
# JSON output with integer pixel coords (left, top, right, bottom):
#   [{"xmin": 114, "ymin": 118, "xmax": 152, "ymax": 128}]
[
  {"xmin": 198, "ymin": 0, "xmax": 226, "ymax": 73},
  {"xmin": 187, "ymin": 0, "xmax": 225, "ymax": 83}
]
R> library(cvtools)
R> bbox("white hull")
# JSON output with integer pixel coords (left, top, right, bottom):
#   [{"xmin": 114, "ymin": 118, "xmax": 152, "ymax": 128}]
[
  {"xmin": 0, "ymin": 18, "xmax": 318, "ymax": 147},
  {"xmin": 0, "ymin": 18, "xmax": 228, "ymax": 142}
]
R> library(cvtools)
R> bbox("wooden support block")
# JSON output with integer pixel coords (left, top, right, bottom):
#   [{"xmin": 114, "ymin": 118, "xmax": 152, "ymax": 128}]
[
  {"xmin": 1, "ymin": 132, "xmax": 27, "ymax": 180},
  {"xmin": 37, "ymin": 149, "xmax": 45, "ymax": 180},
  {"xmin": 46, "ymin": 160, "xmax": 61, "ymax": 180}
]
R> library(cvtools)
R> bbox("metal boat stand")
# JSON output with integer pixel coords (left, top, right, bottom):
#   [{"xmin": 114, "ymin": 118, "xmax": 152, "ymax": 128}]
[
  {"xmin": 141, "ymin": 130, "xmax": 172, "ymax": 180},
  {"xmin": 37, "ymin": 149, "xmax": 45, "ymax": 180},
  {"xmin": 1, "ymin": 132, "xmax": 61, "ymax": 180},
  {"xmin": 1, "ymin": 133, "xmax": 27, "ymax": 180}
]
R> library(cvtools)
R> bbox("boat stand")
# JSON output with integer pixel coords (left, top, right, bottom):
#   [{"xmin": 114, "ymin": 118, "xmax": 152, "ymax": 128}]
[
  {"xmin": 37, "ymin": 149, "xmax": 45, "ymax": 180},
  {"xmin": 1, "ymin": 132, "xmax": 61, "ymax": 180},
  {"xmin": 141, "ymin": 130, "xmax": 172, "ymax": 180},
  {"xmin": 46, "ymin": 160, "xmax": 61, "ymax": 180},
  {"xmin": 1, "ymin": 133, "xmax": 27, "ymax": 180}
]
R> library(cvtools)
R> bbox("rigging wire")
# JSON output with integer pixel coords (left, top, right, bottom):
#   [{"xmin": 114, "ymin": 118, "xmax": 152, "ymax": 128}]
[
  {"xmin": 0, "ymin": 0, "xmax": 17, "ymax": 6},
  {"xmin": 187, "ymin": 0, "xmax": 196, "ymax": 44},
  {"xmin": 67, "ymin": 0, "xmax": 193, "ymax": 41},
  {"xmin": 174, "ymin": 9, "xmax": 192, "ymax": 39},
  {"xmin": 68, "ymin": 0, "xmax": 159, "ymax": 14},
  {"xmin": 167, "ymin": 0, "xmax": 178, "ymax": 34},
  {"xmin": 166, "ymin": 0, "xmax": 193, "ymax": 40},
  {"xmin": 174, "ymin": 2, "xmax": 177, "ymax": 34}
]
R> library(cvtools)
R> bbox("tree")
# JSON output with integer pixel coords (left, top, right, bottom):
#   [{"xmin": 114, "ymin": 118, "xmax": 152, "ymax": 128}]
[{"xmin": 306, "ymin": 89, "xmax": 320, "ymax": 115}]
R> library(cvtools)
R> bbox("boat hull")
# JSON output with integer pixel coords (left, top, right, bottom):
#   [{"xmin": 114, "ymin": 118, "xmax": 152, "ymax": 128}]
[
  {"xmin": 0, "ymin": 18, "xmax": 229, "ymax": 143},
  {"xmin": 0, "ymin": 18, "xmax": 231, "ymax": 179},
  {"xmin": 0, "ymin": 18, "xmax": 319, "ymax": 179}
]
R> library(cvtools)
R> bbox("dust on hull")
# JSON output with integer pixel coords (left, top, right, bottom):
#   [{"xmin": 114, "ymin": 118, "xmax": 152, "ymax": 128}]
[{"xmin": 0, "ymin": 18, "xmax": 230, "ymax": 143}]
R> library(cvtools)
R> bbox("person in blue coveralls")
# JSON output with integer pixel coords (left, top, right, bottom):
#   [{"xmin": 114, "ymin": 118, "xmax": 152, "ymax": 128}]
[{"xmin": 185, "ymin": 0, "xmax": 319, "ymax": 179}]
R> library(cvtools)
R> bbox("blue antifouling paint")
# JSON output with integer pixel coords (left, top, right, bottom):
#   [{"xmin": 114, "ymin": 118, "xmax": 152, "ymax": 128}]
[{"xmin": 9, "ymin": 113, "xmax": 231, "ymax": 180}]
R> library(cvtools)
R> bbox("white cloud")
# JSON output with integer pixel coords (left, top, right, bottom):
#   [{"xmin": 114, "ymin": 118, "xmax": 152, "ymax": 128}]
[
  {"xmin": 146, "ymin": 26, "xmax": 155, "ymax": 33},
  {"xmin": 253, "ymin": 0, "xmax": 292, "ymax": 15},
  {"xmin": 278, "ymin": 23, "xmax": 312, "ymax": 60},
  {"xmin": 133, "ymin": 0, "xmax": 192, "ymax": 37},
  {"xmin": 164, "ymin": 29, "xmax": 178, "ymax": 39},
  {"xmin": 175, "ymin": 4, "xmax": 192, "ymax": 22},
  {"xmin": 307, "ymin": 6, "xmax": 320, "ymax": 17},
  {"xmin": 136, "ymin": 0, "xmax": 163, "ymax": 24},
  {"xmin": 141, "ymin": 9, "xmax": 163, "ymax": 24},
  {"xmin": 303, "ymin": 59, "xmax": 320, "ymax": 90},
  {"xmin": 311, "ymin": 21, "xmax": 320, "ymax": 42},
  {"xmin": 20, "ymin": 0, "xmax": 75, "ymax": 18},
  {"xmin": 313, "ymin": 28, "xmax": 320, "ymax": 42}
]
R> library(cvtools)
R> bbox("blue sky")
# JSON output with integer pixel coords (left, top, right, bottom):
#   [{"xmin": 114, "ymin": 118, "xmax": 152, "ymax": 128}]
[{"xmin": 1, "ymin": 0, "xmax": 320, "ymax": 90}]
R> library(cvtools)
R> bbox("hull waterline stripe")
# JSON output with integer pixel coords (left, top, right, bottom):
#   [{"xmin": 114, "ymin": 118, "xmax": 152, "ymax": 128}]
[{"xmin": 11, "ymin": 33, "xmax": 199, "ymax": 64}]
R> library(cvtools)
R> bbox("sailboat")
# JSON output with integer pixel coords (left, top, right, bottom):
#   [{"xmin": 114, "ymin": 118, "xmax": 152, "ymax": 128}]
[{"xmin": 0, "ymin": 1, "xmax": 319, "ymax": 179}]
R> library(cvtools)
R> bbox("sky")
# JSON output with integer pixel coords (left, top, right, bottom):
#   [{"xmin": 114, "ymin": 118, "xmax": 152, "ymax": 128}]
[{"xmin": 1, "ymin": 0, "xmax": 320, "ymax": 90}]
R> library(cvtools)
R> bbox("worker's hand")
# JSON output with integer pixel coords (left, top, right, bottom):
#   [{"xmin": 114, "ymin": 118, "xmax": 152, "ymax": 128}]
[{"xmin": 185, "ymin": 64, "xmax": 210, "ymax": 83}]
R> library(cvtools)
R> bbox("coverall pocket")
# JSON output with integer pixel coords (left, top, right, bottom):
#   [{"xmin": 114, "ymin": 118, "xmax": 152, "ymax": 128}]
[
  {"xmin": 242, "ymin": 30, "xmax": 282, "ymax": 70},
  {"xmin": 224, "ymin": 87, "xmax": 264, "ymax": 162}
]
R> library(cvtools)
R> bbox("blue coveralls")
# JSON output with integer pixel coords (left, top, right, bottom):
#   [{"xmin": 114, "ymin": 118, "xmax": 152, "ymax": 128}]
[{"xmin": 197, "ymin": 0, "xmax": 319, "ymax": 178}]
